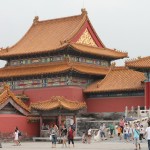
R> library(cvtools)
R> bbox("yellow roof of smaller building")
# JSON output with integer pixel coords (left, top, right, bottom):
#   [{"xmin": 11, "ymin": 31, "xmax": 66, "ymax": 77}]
[
  {"xmin": 125, "ymin": 56, "xmax": 150, "ymax": 69},
  {"xmin": 0, "ymin": 84, "xmax": 30, "ymax": 112},
  {"xmin": 30, "ymin": 96, "xmax": 87, "ymax": 111},
  {"xmin": 84, "ymin": 67, "xmax": 146, "ymax": 93}
]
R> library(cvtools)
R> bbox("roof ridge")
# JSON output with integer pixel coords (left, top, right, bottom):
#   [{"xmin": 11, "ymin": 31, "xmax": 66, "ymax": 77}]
[
  {"xmin": 97, "ymin": 67, "xmax": 112, "ymax": 88},
  {"xmin": 38, "ymin": 14, "xmax": 83, "ymax": 24},
  {"xmin": 125, "ymin": 56, "xmax": 150, "ymax": 63}
]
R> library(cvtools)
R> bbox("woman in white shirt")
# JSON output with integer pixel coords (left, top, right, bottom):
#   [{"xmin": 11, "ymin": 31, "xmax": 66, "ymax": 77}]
[{"xmin": 14, "ymin": 129, "xmax": 19, "ymax": 146}]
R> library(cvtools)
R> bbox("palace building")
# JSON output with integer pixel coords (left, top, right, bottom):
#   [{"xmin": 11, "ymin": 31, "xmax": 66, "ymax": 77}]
[{"xmin": 0, "ymin": 9, "xmax": 149, "ymax": 137}]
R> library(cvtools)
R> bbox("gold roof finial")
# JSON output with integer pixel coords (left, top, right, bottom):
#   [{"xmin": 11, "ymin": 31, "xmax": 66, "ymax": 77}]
[{"xmin": 33, "ymin": 16, "xmax": 39, "ymax": 25}]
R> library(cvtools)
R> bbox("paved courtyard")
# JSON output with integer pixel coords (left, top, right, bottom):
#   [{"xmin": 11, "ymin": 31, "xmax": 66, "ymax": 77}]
[{"xmin": 0, "ymin": 141, "xmax": 148, "ymax": 150}]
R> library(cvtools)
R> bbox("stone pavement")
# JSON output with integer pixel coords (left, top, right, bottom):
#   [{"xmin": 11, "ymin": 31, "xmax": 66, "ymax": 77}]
[{"xmin": 0, "ymin": 141, "xmax": 148, "ymax": 150}]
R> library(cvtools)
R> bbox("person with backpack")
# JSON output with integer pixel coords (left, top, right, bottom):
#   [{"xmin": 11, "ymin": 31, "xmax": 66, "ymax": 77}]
[
  {"xmin": 133, "ymin": 124, "xmax": 141, "ymax": 150},
  {"xmin": 16, "ymin": 127, "xmax": 21, "ymax": 145}
]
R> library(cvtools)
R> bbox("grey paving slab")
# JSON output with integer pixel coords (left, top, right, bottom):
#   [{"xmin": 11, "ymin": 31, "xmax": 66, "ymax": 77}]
[{"xmin": 0, "ymin": 141, "xmax": 148, "ymax": 150}]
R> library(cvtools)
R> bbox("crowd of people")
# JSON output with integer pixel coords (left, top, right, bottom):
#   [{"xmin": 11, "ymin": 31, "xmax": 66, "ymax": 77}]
[
  {"xmin": 81, "ymin": 118, "xmax": 150, "ymax": 150},
  {"xmin": 1, "ymin": 118, "xmax": 150, "ymax": 149},
  {"xmin": 49, "ymin": 123, "xmax": 76, "ymax": 148}
]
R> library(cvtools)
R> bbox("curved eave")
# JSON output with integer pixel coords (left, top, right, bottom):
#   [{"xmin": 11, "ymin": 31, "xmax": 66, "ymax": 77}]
[
  {"xmin": 0, "ymin": 44, "xmax": 68, "ymax": 60},
  {"xmin": 69, "ymin": 44, "xmax": 128, "ymax": 60},
  {"xmin": 84, "ymin": 87, "xmax": 144, "ymax": 93},
  {"xmin": 0, "ymin": 61, "xmax": 109, "ymax": 79}
]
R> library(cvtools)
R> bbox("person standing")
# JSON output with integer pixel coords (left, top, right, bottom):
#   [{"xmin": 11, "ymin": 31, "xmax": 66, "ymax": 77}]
[
  {"xmin": 0, "ymin": 141, "xmax": 2, "ymax": 148},
  {"xmin": 119, "ymin": 118, "xmax": 125, "ymax": 134},
  {"xmin": 109, "ymin": 123, "xmax": 114, "ymax": 138},
  {"xmin": 61, "ymin": 125, "xmax": 67, "ymax": 148},
  {"xmin": 51, "ymin": 124, "xmax": 59, "ymax": 148},
  {"xmin": 87, "ymin": 128, "xmax": 92, "ymax": 144},
  {"xmin": 67, "ymin": 126, "xmax": 74, "ymax": 148},
  {"xmin": 123, "ymin": 124, "xmax": 129, "ymax": 142},
  {"xmin": 117, "ymin": 125, "xmax": 122, "ymax": 140},
  {"xmin": 145, "ymin": 121, "xmax": 150, "ymax": 150},
  {"xmin": 99, "ymin": 123, "xmax": 106, "ymax": 140},
  {"xmin": 133, "ymin": 124, "xmax": 141, "ymax": 150},
  {"xmin": 139, "ymin": 124, "xmax": 145, "ymax": 142}
]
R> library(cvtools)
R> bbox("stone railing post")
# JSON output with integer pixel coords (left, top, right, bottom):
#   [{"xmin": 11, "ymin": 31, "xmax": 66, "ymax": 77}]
[{"xmin": 125, "ymin": 106, "xmax": 128, "ymax": 117}]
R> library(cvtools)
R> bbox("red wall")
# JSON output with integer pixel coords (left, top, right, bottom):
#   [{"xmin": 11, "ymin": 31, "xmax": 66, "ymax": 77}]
[
  {"xmin": 0, "ymin": 114, "xmax": 39, "ymax": 137},
  {"xmin": 145, "ymin": 82, "xmax": 150, "ymax": 108},
  {"xmin": 86, "ymin": 96, "xmax": 144, "ymax": 112},
  {"xmin": 13, "ymin": 86, "xmax": 84, "ymax": 103}
]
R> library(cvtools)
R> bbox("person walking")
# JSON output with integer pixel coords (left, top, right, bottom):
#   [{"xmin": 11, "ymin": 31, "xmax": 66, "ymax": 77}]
[
  {"xmin": 51, "ymin": 124, "xmax": 59, "ymax": 148},
  {"xmin": 16, "ymin": 127, "xmax": 21, "ymax": 144},
  {"xmin": 145, "ymin": 120, "xmax": 150, "ymax": 150},
  {"xmin": 14, "ymin": 129, "xmax": 20, "ymax": 146},
  {"xmin": 67, "ymin": 126, "xmax": 74, "ymax": 148},
  {"xmin": 61, "ymin": 125, "xmax": 67, "ymax": 148}
]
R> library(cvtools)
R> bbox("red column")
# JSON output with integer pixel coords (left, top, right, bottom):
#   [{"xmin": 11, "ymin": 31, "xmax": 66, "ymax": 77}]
[
  {"xmin": 145, "ymin": 82, "xmax": 150, "ymax": 108},
  {"xmin": 58, "ymin": 115, "xmax": 62, "ymax": 127},
  {"xmin": 40, "ymin": 116, "xmax": 42, "ymax": 137}
]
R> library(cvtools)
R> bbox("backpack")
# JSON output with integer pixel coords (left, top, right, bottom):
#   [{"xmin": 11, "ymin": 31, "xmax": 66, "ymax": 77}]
[{"xmin": 18, "ymin": 131, "xmax": 22, "ymax": 136}]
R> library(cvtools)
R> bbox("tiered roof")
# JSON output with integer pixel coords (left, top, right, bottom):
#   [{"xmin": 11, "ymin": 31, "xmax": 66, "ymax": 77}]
[
  {"xmin": 0, "ymin": 84, "xmax": 30, "ymax": 114},
  {"xmin": 30, "ymin": 96, "xmax": 87, "ymax": 111},
  {"xmin": 84, "ymin": 67, "xmax": 146, "ymax": 93},
  {"xmin": 0, "ymin": 9, "xmax": 127, "ymax": 60},
  {"xmin": 70, "ymin": 43, "xmax": 127, "ymax": 59},
  {"xmin": 0, "ymin": 60, "xmax": 109, "ymax": 78},
  {"xmin": 125, "ymin": 56, "xmax": 150, "ymax": 70}
]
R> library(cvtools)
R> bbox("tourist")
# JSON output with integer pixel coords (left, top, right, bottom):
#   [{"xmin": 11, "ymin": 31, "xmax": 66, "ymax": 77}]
[
  {"xmin": 14, "ymin": 129, "xmax": 20, "ymax": 146},
  {"xmin": 0, "ymin": 141, "xmax": 2, "ymax": 148},
  {"xmin": 67, "ymin": 126, "xmax": 74, "ymax": 148},
  {"xmin": 128, "ymin": 124, "xmax": 133, "ymax": 141},
  {"xmin": 99, "ymin": 123, "xmax": 106, "ymax": 140},
  {"xmin": 87, "ymin": 128, "xmax": 92, "ymax": 144},
  {"xmin": 16, "ymin": 127, "xmax": 22, "ymax": 144},
  {"xmin": 82, "ymin": 131, "xmax": 87, "ymax": 143},
  {"xmin": 119, "ymin": 118, "xmax": 125, "ymax": 134},
  {"xmin": 117, "ymin": 125, "xmax": 122, "ymax": 140},
  {"xmin": 145, "ymin": 120, "xmax": 150, "ymax": 150},
  {"xmin": 51, "ymin": 124, "xmax": 59, "ymax": 148},
  {"xmin": 139, "ymin": 124, "xmax": 145, "ymax": 142},
  {"xmin": 61, "ymin": 125, "xmax": 67, "ymax": 148},
  {"xmin": 133, "ymin": 124, "xmax": 141, "ymax": 150},
  {"xmin": 123, "ymin": 123, "xmax": 129, "ymax": 142},
  {"xmin": 108, "ymin": 123, "xmax": 115, "ymax": 138}
]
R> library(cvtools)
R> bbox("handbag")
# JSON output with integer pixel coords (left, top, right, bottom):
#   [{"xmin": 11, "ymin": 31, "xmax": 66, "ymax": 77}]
[{"xmin": 49, "ymin": 134, "xmax": 52, "ymax": 140}]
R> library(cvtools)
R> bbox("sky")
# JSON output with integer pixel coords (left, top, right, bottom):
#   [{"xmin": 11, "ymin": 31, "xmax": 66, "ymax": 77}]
[{"xmin": 0, "ymin": 0, "xmax": 150, "ymax": 68}]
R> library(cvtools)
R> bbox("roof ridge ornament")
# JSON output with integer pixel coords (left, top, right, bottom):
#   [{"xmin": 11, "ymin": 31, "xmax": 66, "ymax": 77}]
[
  {"xmin": 3, "ymin": 83, "xmax": 10, "ymax": 91},
  {"xmin": 81, "ymin": 8, "xmax": 87, "ymax": 15},
  {"xmin": 33, "ymin": 16, "xmax": 39, "ymax": 25},
  {"xmin": 110, "ymin": 62, "xmax": 116, "ymax": 69}
]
